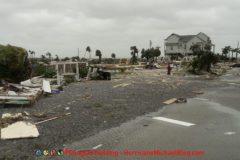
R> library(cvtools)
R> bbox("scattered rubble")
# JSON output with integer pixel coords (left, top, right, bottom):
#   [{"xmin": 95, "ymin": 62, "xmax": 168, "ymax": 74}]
[
  {"xmin": 0, "ymin": 113, "xmax": 25, "ymax": 129},
  {"xmin": 163, "ymin": 98, "xmax": 187, "ymax": 104},
  {"xmin": 176, "ymin": 98, "xmax": 187, "ymax": 103},
  {"xmin": 31, "ymin": 112, "xmax": 46, "ymax": 118}
]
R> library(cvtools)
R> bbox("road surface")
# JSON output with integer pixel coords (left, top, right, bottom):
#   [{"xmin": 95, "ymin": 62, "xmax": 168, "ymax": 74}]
[{"xmin": 60, "ymin": 68, "xmax": 240, "ymax": 160}]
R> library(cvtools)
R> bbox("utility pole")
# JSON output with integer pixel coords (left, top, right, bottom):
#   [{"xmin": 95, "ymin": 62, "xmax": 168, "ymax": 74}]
[{"xmin": 236, "ymin": 41, "xmax": 239, "ymax": 61}]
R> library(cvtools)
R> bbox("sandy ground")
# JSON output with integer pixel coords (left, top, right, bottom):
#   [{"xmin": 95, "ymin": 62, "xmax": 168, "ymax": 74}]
[{"xmin": 0, "ymin": 68, "xmax": 216, "ymax": 159}]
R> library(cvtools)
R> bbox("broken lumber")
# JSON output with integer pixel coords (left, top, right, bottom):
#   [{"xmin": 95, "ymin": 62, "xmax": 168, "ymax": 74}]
[
  {"xmin": 34, "ymin": 113, "xmax": 71, "ymax": 125},
  {"xmin": 163, "ymin": 98, "xmax": 177, "ymax": 105},
  {"xmin": 192, "ymin": 90, "xmax": 204, "ymax": 94}
]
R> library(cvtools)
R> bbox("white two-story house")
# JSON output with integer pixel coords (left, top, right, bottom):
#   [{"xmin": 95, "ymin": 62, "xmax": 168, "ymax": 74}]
[{"xmin": 164, "ymin": 32, "xmax": 215, "ymax": 58}]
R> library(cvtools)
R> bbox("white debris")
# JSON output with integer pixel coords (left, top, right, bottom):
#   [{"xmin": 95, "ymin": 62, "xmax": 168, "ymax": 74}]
[
  {"xmin": 8, "ymin": 91, "xmax": 17, "ymax": 96},
  {"xmin": 224, "ymin": 132, "xmax": 236, "ymax": 135},
  {"xmin": 42, "ymin": 80, "xmax": 51, "ymax": 93},
  {"xmin": 1, "ymin": 121, "xmax": 39, "ymax": 140},
  {"xmin": 20, "ymin": 79, "xmax": 41, "ymax": 87},
  {"xmin": 92, "ymin": 144, "xmax": 103, "ymax": 150}
]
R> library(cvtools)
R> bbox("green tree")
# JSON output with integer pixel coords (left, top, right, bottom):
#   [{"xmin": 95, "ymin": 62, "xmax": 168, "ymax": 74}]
[
  {"xmin": 0, "ymin": 44, "xmax": 32, "ymax": 82},
  {"xmin": 62, "ymin": 57, "xmax": 70, "ymax": 61},
  {"xmin": 111, "ymin": 53, "xmax": 116, "ymax": 59},
  {"xmin": 71, "ymin": 56, "xmax": 80, "ymax": 62},
  {"xmin": 40, "ymin": 55, "xmax": 49, "ymax": 64},
  {"xmin": 141, "ymin": 47, "xmax": 161, "ymax": 62},
  {"xmin": 190, "ymin": 44, "xmax": 218, "ymax": 73},
  {"xmin": 96, "ymin": 50, "xmax": 102, "ymax": 63},
  {"xmin": 222, "ymin": 46, "xmax": 231, "ymax": 63},
  {"xmin": 130, "ymin": 46, "xmax": 138, "ymax": 64},
  {"xmin": 153, "ymin": 47, "xmax": 161, "ymax": 61}
]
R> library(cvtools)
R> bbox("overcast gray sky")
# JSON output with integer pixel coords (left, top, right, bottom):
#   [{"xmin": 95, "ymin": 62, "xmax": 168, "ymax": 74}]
[{"xmin": 0, "ymin": 0, "xmax": 239, "ymax": 58}]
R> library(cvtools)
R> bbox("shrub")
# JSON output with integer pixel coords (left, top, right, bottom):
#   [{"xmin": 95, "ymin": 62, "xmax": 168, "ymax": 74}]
[
  {"xmin": 43, "ymin": 68, "xmax": 56, "ymax": 78},
  {"xmin": 0, "ymin": 44, "xmax": 31, "ymax": 82},
  {"xmin": 64, "ymin": 75, "xmax": 75, "ymax": 84},
  {"xmin": 34, "ymin": 64, "xmax": 46, "ymax": 76},
  {"xmin": 79, "ymin": 68, "xmax": 88, "ymax": 78}
]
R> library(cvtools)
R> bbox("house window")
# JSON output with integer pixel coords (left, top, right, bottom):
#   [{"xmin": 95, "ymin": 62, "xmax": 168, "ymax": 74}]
[{"xmin": 171, "ymin": 46, "xmax": 173, "ymax": 50}]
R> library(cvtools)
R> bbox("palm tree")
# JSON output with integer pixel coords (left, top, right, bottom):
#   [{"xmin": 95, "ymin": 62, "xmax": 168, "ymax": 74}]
[
  {"xmin": 85, "ymin": 46, "xmax": 91, "ymax": 59},
  {"xmin": 55, "ymin": 54, "xmax": 59, "ymax": 61},
  {"xmin": 46, "ymin": 52, "xmax": 52, "ymax": 61},
  {"xmin": 41, "ymin": 55, "xmax": 46, "ymax": 59},
  {"xmin": 95, "ymin": 50, "xmax": 102, "ymax": 63},
  {"xmin": 130, "ymin": 46, "xmax": 138, "ymax": 64},
  {"xmin": 222, "ymin": 46, "xmax": 231, "ymax": 63},
  {"xmin": 41, "ymin": 55, "xmax": 47, "ymax": 63},
  {"xmin": 28, "ymin": 50, "xmax": 35, "ymax": 59},
  {"xmin": 111, "ymin": 53, "xmax": 116, "ymax": 59}
]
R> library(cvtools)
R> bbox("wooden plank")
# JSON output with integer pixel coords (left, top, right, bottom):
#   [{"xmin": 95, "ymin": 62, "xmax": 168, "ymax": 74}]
[{"xmin": 163, "ymin": 98, "xmax": 177, "ymax": 105}]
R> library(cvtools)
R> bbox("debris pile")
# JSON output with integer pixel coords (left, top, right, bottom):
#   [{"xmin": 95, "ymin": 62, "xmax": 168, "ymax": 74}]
[{"xmin": 0, "ymin": 77, "xmax": 62, "ymax": 105}]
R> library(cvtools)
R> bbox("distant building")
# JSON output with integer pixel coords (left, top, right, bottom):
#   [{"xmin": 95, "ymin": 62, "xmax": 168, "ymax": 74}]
[{"xmin": 164, "ymin": 32, "xmax": 215, "ymax": 58}]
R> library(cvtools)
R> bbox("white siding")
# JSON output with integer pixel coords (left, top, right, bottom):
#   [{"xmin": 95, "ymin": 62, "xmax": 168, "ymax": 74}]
[
  {"xmin": 166, "ymin": 45, "xmax": 179, "ymax": 53},
  {"xmin": 186, "ymin": 36, "xmax": 204, "ymax": 53},
  {"xmin": 166, "ymin": 34, "xmax": 180, "ymax": 43},
  {"xmin": 197, "ymin": 32, "xmax": 209, "ymax": 42}
]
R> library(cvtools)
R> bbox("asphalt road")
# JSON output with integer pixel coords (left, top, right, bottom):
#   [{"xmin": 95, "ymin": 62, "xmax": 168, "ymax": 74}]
[{"xmin": 60, "ymin": 68, "xmax": 240, "ymax": 160}]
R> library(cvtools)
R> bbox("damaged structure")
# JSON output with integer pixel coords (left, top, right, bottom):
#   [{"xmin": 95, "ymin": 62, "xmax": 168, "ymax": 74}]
[{"xmin": 0, "ymin": 78, "xmax": 53, "ymax": 105}]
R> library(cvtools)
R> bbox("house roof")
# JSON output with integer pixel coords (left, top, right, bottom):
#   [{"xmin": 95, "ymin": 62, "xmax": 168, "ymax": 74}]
[
  {"xmin": 165, "ymin": 32, "xmax": 209, "ymax": 43},
  {"xmin": 179, "ymin": 35, "xmax": 195, "ymax": 42}
]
